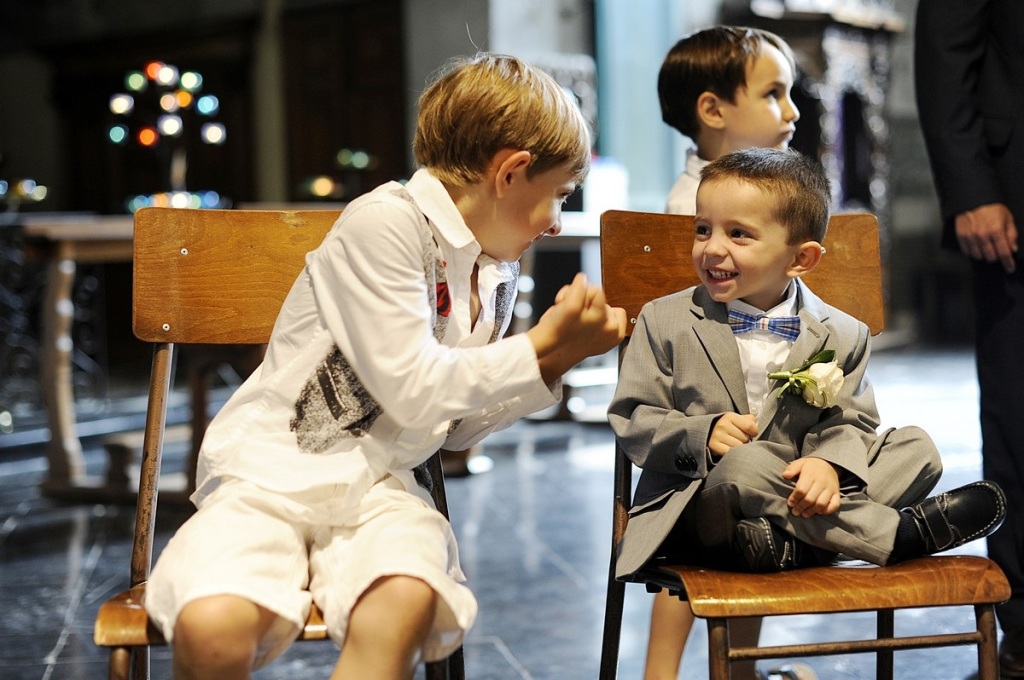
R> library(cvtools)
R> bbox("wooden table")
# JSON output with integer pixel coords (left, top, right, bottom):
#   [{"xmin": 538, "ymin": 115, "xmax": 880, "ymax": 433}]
[{"xmin": 21, "ymin": 215, "xmax": 135, "ymax": 501}]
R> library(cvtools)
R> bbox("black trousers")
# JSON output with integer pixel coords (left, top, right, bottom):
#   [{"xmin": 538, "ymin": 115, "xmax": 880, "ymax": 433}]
[{"xmin": 974, "ymin": 259, "xmax": 1024, "ymax": 630}]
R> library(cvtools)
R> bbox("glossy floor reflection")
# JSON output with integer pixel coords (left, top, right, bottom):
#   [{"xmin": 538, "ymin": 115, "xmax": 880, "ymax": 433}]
[{"xmin": 0, "ymin": 346, "xmax": 999, "ymax": 679}]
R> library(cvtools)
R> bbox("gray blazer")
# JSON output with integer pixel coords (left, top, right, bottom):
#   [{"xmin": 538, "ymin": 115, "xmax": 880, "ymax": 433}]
[{"xmin": 608, "ymin": 280, "xmax": 885, "ymax": 578}]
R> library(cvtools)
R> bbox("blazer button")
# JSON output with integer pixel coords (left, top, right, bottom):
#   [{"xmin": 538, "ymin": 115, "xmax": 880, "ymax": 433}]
[{"xmin": 674, "ymin": 454, "xmax": 697, "ymax": 473}]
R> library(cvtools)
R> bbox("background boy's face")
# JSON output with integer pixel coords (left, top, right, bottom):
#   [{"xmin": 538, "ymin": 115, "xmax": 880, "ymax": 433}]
[
  {"xmin": 692, "ymin": 177, "xmax": 803, "ymax": 311},
  {"xmin": 719, "ymin": 44, "xmax": 800, "ymax": 154}
]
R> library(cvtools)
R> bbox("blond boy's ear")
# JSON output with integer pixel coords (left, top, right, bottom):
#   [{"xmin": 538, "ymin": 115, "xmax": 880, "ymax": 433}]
[
  {"xmin": 788, "ymin": 241, "xmax": 824, "ymax": 278},
  {"xmin": 493, "ymin": 149, "xmax": 532, "ymax": 197},
  {"xmin": 696, "ymin": 91, "xmax": 727, "ymax": 131}
]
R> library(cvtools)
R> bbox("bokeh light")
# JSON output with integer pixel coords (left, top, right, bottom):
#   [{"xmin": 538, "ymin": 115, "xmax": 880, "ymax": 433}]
[
  {"xmin": 196, "ymin": 95, "xmax": 219, "ymax": 116},
  {"xmin": 125, "ymin": 71, "xmax": 147, "ymax": 92},
  {"xmin": 200, "ymin": 122, "xmax": 226, "ymax": 144},
  {"xmin": 109, "ymin": 94, "xmax": 134, "ymax": 115},
  {"xmin": 144, "ymin": 61, "xmax": 164, "ymax": 80},
  {"xmin": 180, "ymin": 71, "xmax": 203, "ymax": 91},
  {"xmin": 108, "ymin": 124, "xmax": 129, "ymax": 144},
  {"xmin": 155, "ymin": 64, "xmax": 179, "ymax": 87},
  {"xmin": 137, "ymin": 127, "xmax": 159, "ymax": 147},
  {"xmin": 157, "ymin": 114, "xmax": 183, "ymax": 137},
  {"xmin": 159, "ymin": 93, "xmax": 179, "ymax": 112}
]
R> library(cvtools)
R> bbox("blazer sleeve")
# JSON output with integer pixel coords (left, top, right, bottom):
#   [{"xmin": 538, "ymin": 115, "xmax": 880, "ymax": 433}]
[
  {"xmin": 914, "ymin": 0, "xmax": 1005, "ymax": 224},
  {"xmin": 607, "ymin": 302, "xmax": 717, "ymax": 479}
]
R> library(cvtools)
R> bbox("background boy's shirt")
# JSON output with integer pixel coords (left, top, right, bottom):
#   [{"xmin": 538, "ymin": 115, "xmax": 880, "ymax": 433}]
[
  {"xmin": 193, "ymin": 169, "xmax": 559, "ymax": 506},
  {"xmin": 665, "ymin": 148, "xmax": 709, "ymax": 214}
]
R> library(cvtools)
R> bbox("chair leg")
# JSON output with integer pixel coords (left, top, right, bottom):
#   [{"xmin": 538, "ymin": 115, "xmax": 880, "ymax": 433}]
[
  {"xmin": 424, "ymin": 658, "xmax": 447, "ymax": 680},
  {"xmin": 599, "ymin": 574, "xmax": 626, "ymax": 680},
  {"xmin": 108, "ymin": 648, "xmax": 130, "ymax": 680},
  {"xmin": 424, "ymin": 646, "xmax": 464, "ymax": 680},
  {"xmin": 876, "ymin": 609, "xmax": 894, "ymax": 680},
  {"xmin": 707, "ymin": 617, "xmax": 730, "ymax": 680},
  {"xmin": 977, "ymin": 604, "xmax": 1000, "ymax": 680},
  {"xmin": 448, "ymin": 645, "xmax": 465, "ymax": 680}
]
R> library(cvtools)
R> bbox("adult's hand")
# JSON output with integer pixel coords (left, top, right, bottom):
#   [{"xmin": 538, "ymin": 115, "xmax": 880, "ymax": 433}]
[{"xmin": 955, "ymin": 202, "xmax": 1019, "ymax": 273}]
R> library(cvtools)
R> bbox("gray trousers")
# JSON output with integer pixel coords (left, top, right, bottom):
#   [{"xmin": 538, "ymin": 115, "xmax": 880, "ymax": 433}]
[{"xmin": 693, "ymin": 426, "xmax": 943, "ymax": 566}]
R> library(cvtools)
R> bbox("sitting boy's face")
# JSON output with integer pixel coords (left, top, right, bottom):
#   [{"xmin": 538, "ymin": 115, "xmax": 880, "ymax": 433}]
[
  {"xmin": 692, "ymin": 177, "xmax": 804, "ymax": 311},
  {"xmin": 476, "ymin": 158, "xmax": 580, "ymax": 263}
]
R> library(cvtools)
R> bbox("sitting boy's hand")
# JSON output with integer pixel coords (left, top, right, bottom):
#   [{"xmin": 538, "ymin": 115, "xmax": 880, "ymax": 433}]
[
  {"xmin": 528, "ymin": 273, "xmax": 627, "ymax": 383},
  {"xmin": 783, "ymin": 457, "xmax": 841, "ymax": 518},
  {"xmin": 708, "ymin": 412, "xmax": 758, "ymax": 458}
]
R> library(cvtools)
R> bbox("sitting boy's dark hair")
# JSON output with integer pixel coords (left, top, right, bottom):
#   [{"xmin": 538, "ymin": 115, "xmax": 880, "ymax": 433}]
[
  {"xmin": 658, "ymin": 26, "xmax": 796, "ymax": 141},
  {"xmin": 700, "ymin": 147, "xmax": 831, "ymax": 244}
]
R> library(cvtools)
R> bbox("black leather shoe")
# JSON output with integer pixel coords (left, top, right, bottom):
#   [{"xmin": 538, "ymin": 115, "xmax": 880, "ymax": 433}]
[
  {"xmin": 904, "ymin": 480, "xmax": 1006, "ymax": 554},
  {"xmin": 734, "ymin": 517, "xmax": 804, "ymax": 572},
  {"xmin": 1000, "ymin": 626, "xmax": 1024, "ymax": 678}
]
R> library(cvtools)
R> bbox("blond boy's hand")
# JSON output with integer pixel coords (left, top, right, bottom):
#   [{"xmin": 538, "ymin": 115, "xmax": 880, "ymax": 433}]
[
  {"xmin": 708, "ymin": 412, "xmax": 758, "ymax": 458},
  {"xmin": 528, "ymin": 273, "xmax": 627, "ymax": 384},
  {"xmin": 783, "ymin": 457, "xmax": 841, "ymax": 518}
]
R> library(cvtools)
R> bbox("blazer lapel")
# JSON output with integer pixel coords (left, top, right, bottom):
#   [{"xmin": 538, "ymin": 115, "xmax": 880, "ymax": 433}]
[{"xmin": 690, "ymin": 288, "xmax": 750, "ymax": 414}]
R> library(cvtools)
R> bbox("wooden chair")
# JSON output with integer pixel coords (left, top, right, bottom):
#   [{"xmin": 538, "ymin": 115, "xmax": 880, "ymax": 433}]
[
  {"xmin": 93, "ymin": 207, "xmax": 464, "ymax": 680},
  {"xmin": 597, "ymin": 210, "xmax": 1011, "ymax": 680}
]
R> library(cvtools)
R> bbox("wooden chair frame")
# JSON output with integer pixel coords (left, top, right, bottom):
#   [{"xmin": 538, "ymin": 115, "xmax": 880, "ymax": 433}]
[
  {"xmin": 597, "ymin": 210, "xmax": 1010, "ymax": 679},
  {"xmin": 93, "ymin": 207, "xmax": 464, "ymax": 680}
]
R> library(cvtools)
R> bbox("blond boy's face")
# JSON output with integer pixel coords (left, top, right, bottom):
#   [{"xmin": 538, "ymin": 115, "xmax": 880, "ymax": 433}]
[
  {"xmin": 480, "ymin": 161, "xmax": 580, "ymax": 262},
  {"xmin": 692, "ymin": 177, "xmax": 804, "ymax": 311},
  {"xmin": 719, "ymin": 44, "xmax": 800, "ymax": 154}
]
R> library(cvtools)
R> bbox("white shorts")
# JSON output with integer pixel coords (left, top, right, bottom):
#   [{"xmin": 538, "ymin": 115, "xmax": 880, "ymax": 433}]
[{"xmin": 145, "ymin": 475, "xmax": 477, "ymax": 668}]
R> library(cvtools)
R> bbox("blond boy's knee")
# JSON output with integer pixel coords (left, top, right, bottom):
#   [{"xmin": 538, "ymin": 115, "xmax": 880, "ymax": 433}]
[{"xmin": 172, "ymin": 595, "xmax": 267, "ymax": 667}]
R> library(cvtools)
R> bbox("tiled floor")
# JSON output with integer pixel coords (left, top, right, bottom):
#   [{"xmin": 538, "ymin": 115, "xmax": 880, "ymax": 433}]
[{"xmin": 0, "ymin": 345, "xmax": 1001, "ymax": 679}]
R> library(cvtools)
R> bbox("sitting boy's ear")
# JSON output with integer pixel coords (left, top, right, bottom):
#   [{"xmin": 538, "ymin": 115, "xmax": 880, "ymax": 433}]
[
  {"xmin": 696, "ymin": 91, "xmax": 727, "ymax": 131},
  {"xmin": 788, "ymin": 241, "xmax": 824, "ymax": 277},
  {"xmin": 493, "ymin": 149, "xmax": 533, "ymax": 197}
]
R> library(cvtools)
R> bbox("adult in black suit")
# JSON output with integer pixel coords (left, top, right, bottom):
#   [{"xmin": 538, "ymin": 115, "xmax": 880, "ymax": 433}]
[{"xmin": 914, "ymin": 1, "xmax": 1024, "ymax": 675}]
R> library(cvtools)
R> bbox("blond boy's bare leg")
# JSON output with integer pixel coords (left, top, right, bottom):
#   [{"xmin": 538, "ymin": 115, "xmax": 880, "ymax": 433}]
[
  {"xmin": 643, "ymin": 590, "xmax": 695, "ymax": 680},
  {"xmin": 332, "ymin": 575, "xmax": 438, "ymax": 680},
  {"xmin": 172, "ymin": 594, "xmax": 279, "ymax": 680}
]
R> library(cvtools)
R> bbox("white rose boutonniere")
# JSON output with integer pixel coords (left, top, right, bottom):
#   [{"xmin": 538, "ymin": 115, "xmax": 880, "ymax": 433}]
[{"xmin": 768, "ymin": 349, "xmax": 845, "ymax": 408}]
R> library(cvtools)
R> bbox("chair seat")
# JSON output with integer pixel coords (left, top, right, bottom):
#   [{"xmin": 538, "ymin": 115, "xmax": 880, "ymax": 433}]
[
  {"xmin": 94, "ymin": 583, "xmax": 329, "ymax": 648},
  {"xmin": 660, "ymin": 555, "xmax": 1010, "ymax": 619}
]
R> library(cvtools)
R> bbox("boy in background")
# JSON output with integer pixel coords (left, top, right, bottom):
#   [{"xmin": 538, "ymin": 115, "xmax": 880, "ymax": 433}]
[
  {"xmin": 144, "ymin": 52, "xmax": 627, "ymax": 680},
  {"xmin": 646, "ymin": 25, "xmax": 802, "ymax": 679},
  {"xmin": 661, "ymin": 25, "xmax": 799, "ymax": 215},
  {"xmin": 609, "ymin": 148, "xmax": 1005, "ymax": 680}
]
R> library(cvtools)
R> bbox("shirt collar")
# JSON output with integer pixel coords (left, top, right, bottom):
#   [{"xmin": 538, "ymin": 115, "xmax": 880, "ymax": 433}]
[
  {"xmin": 727, "ymin": 280, "xmax": 799, "ymax": 318},
  {"xmin": 404, "ymin": 168, "xmax": 479, "ymax": 254},
  {"xmin": 685, "ymin": 148, "xmax": 710, "ymax": 183}
]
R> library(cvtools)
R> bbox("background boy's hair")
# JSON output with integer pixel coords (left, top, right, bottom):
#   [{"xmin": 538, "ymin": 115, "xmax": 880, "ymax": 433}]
[
  {"xmin": 658, "ymin": 26, "xmax": 796, "ymax": 141},
  {"xmin": 700, "ymin": 147, "xmax": 831, "ymax": 243},
  {"xmin": 414, "ymin": 52, "xmax": 592, "ymax": 186}
]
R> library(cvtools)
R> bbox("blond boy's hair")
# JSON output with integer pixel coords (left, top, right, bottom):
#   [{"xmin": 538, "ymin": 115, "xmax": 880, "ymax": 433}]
[
  {"xmin": 700, "ymin": 148, "xmax": 831, "ymax": 244},
  {"xmin": 658, "ymin": 26, "xmax": 797, "ymax": 141},
  {"xmin": 414, "ymin": 53, "xmax": 592, "ymax": 186}
]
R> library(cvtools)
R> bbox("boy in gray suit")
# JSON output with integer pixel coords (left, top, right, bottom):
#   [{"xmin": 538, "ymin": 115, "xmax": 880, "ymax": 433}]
[{"xmin": 608, "ymin": 148, "xmax": 1006, "ymax": 590}]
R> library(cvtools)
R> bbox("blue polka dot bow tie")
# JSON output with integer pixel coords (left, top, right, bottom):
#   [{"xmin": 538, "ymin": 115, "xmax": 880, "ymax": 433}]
[{"xmin": 727, "ymin": 309, "xmax": 801, "ymax": 341}]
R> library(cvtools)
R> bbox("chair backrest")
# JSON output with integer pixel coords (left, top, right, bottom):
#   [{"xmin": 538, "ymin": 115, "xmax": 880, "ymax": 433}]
[
  {"xmin": 600, "ymin": 210, "xmax": 884, "ymax": 337},
  {"xmin": 133, "ymin": 207, "xmax": 340, "ymax": 344}
]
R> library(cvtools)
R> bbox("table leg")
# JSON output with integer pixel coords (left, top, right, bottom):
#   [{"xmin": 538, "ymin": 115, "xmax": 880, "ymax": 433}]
[{"xmin": 39, "ymin": 240, "xmax": 86, "ymax": 491}]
